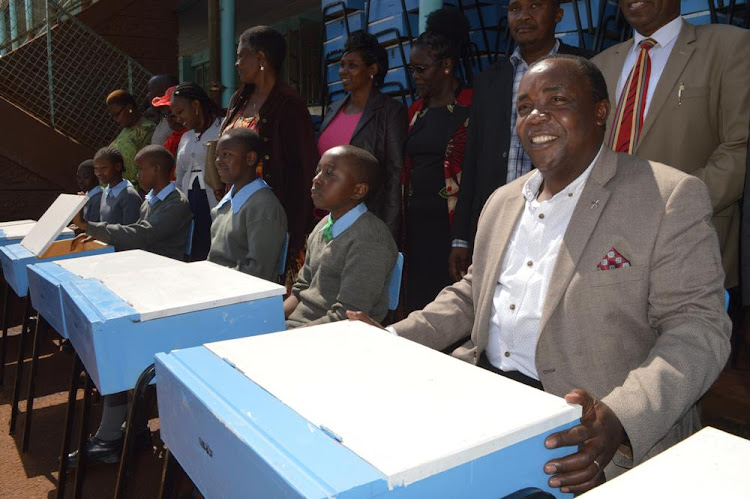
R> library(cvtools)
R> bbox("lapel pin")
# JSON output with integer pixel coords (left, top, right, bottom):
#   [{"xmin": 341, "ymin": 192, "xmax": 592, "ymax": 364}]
[
  {"xmin": 678, "ymin": 83, "xmax": 684, "ymax": 106},
  {"xmin": 590, "ymin": 199, "xmax": 600, "ymax": 209}
]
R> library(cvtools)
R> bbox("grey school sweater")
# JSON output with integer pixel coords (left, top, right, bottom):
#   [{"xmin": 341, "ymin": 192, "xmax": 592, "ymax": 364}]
[
  {"xmin": 87, "ymin": 189, "xmax": 192, "ymax": 260},
  {"xmin": 286, "ymin": 211, "xmax": 398, "ymax": 328},
  {"xmin": 207, "ymin": 188, "xmax": 288, "ymax": 281},
  {"xmin": 99, "ymin": 182, "xmax": 142, "ymax": 224},
  {"xmin": 82, "ymin": 190, "xmax": 103, "ymax": 223}
]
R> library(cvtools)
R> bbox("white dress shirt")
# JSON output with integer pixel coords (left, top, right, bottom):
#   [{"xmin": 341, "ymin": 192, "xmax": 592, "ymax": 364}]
[
  {"xmin": 615, "ymin": 16, "xmax": 683, "ymax": 120},
  {"xmin": 486, "ymin": 147, "xmax": 602, "ymax": 379},
  {"xmin": 175, "ymin": 118, "xmax": 221, "ymax": 208}
]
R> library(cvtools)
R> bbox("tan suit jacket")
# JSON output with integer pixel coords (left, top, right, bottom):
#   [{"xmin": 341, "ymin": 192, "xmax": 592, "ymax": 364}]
[
  {"xmin": 394, "ymin": 148, "xmax": 731, "ymax": 478},
  {"xmin": 592, "ymin": 20, "xmax": 750, "ymax": 288}
]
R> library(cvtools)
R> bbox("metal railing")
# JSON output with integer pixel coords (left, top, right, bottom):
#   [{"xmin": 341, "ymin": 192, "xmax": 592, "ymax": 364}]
[{"xmin": 0, "ymin": 0, "xmax": 152, "ymax": 150}]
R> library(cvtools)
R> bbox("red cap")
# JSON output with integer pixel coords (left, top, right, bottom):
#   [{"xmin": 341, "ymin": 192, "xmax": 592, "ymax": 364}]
[{"xmin": 151, "ymin": 85, "xmax": 177, "ymax": 107}]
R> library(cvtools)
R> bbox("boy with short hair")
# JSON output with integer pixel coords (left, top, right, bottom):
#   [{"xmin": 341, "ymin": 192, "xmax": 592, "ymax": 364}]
[
  {"xmin": 208, "ymin": 128, "xmax": 287, "ymax": 280},
  {"xmin": 67, "ymin": 146, "xmax": 193, "ymax": 468},
  {"xmin": 76, "ymin": 159, "xmax": 102, "ymax": 223},
  {"xmin": 94, "ymin": 146, "xmax": 142, "ymax": 225},
  {"xmin": 73, "ymin": 145, "xmax": 192, "ymax": 261},
  {"xmin": 284, "ymin": 145, "xmax": 398, "ymax": 328}
]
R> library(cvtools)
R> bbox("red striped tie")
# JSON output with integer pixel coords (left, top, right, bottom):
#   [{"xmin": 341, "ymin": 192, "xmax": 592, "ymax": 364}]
[{"xmin": 609, "ymin": 38, "xmax": 657, "ymax": 154}]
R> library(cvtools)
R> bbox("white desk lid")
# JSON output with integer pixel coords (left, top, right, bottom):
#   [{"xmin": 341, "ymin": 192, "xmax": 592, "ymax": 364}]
[
  {"xmin": 60, "ymin": 258, "xmax": 285, "ymax": 321},
  {"xmin": 0, "ymin": 221, "xmax": 73, "ymax": 242},
  {"xmin": 580, "ymin": 427, "xmax": 750, "ymax": 498},
  {"xmin": 207, "ymin": 321, "xmax": 582, "ymax": 487},
  {"xmin": 56, "ymin": 250, "xmax": 182, "ymax": 279},
  {"xmin": 0, "ymin": 219, "xmax": 36, "ymax": 227},
  {"xmin": 20, "ymin": 194, "xmax": 87, "ymax": 256}
]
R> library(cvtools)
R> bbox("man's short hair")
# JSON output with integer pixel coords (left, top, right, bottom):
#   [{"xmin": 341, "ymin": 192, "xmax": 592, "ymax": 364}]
[
  {"xmin": 94, "ymin": 146, "xmax": 125, "ymax": 169},
  {"xmin": 532, "ymin": 54, "xmax": 609, "ymax": 103},
  {"xmin": 334, "ymin": 145, "xmax": 382, "ymax": 200},
  {"xmin": 221, "ymin": 127, "xmax": 263, "ymax": 157},
  {"xmin": 135, "ymin": 145, "xmax": 175, "ymax": 175}
]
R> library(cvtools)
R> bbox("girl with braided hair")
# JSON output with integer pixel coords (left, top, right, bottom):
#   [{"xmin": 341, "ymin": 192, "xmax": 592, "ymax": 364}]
[
  {"xmin": 401, "ymin": 6, "xmax": 473, "ymax": 313},
  {"xmin": 171, "ymin": 82, "xmax": 223, "ymax": 260}
]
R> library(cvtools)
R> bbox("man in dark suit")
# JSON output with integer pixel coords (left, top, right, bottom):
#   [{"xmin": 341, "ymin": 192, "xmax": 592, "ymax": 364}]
[{"xmin": 449, "ymin": 0, "xmax": 593, "ymax": 280}]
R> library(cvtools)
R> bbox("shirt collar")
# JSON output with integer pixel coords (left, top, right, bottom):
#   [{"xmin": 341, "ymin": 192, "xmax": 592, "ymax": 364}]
[
  {"xmin": 104, "ymin": 179, "xmax": 131, "ymax": 198},
  {"xmin": 216, "ymin": 178, "xmax": 270, "ymax": 214},
  {"xmin": 511, "ymin": 39, "xmax": 561, "ymax": 67},
  {"xmin": 87, "ymin": 185, "xmax": 103, "ymax": 198},
  {"xmin": 146, "ymin": 182, "xmax": 176, "ymax": 205},
  {"xmin": 320, "ymin": 203, "xmax": 368, "ymax": 240},
  {"xmin": 522, "ymin": 145, "xmax": 603, "ymax": 202},
  {"xmin": 633, "ymin": 16, "xmax": 682, "ymax": 48}
]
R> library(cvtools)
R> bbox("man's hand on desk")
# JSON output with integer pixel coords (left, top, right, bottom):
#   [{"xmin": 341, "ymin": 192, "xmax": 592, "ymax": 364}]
[
  {"xmin": 345, "ymin": 310, "xmax": 385, "ymax": 330},
  {"xmin": 543, "ymin": 389, "xmax": 625, "ymax": 495}
]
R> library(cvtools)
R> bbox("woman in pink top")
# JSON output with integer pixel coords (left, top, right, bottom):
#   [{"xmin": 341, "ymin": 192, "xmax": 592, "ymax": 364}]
[{"xmin": 317, "ymin": 31, "xmax": 407, "ymax": 239}]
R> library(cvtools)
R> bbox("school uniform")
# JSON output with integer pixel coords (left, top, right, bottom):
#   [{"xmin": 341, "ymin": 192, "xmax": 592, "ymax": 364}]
[
  {"xmin": 208, "ymin": 178, "xmax": 288, "ymax": 282},
  {"xmin": 86, "ymin": 182, "xmax": 192, "ymax": 261},
  {"xmin": 286, "ymin": 203, "xmax": 398, "ymax": 328},
  {"xmin": 99, "ymin": 179, "xmax": 142, "ymax": 225},
  {"xmin": 82, "ymin": 185, "xmax": 103, "ymax": 223},
  {"xmin": 175, "ymin": 118, "xmax": 221, "ymax": 261}
]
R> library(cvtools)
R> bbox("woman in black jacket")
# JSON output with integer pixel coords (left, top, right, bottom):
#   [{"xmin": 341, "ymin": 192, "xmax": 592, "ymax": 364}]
[{"xmin": 317, "ymin": 30, "xmax": 407, "ymax": 240}]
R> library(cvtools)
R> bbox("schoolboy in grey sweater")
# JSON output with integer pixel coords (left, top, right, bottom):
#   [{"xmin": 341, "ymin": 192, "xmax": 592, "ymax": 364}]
[
  {"xmin": 208, "ymin": 128, "xmax": 287, "ymax": 281},
  {"xmin": 74, "ymin": 146, "xmax": 192, "ymax": 261},
  {"xmin": 285, "ymin": 146, "xmax": 397, "ymax": 328}
]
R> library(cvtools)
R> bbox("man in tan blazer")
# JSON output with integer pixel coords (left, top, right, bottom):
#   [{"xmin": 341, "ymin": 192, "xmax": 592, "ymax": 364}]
[
  {"xmin": 350, "ymin": 56, "xmax": 730, "ymax": 494},
  {"xmin": 592, "ymin": 0, "xmax": 750, "ymax": 288}
]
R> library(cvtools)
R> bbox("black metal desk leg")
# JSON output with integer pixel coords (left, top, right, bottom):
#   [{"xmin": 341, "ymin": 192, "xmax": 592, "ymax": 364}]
[
  {"xmin": 158, "ymin": 449, "xmax": 180, "ymax": 499},
  {"xmin": 9, "ymin": 297, "xmax": 32, "ymax": 433},
  {"xmin": 114, "ymin": 364, "xmax": 156, "ymax": 499},
  {"xmin": 72, "ymin": 370, "xmax": 93, "ymax": 499},
  {"xmin": 56, "ymin": 355, "xmax": 84, "ymax": 499},
  {"xmin": 22, "ymin": 314, "xmax": 46, "ymax": 451},
  {"xmin": 0, "ymin": 282, "xmax": 9, "ymax": 388}
]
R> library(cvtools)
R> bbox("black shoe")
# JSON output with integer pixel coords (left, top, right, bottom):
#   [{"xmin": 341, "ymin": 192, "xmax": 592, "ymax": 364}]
[{"xmin": 66, "ymin": 437, "xmax": 123, "ymax": 469}]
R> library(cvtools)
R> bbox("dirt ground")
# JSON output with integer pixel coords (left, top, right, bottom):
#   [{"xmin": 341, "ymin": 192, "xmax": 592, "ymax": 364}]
[{"xmin": 0, "ymin": 322, "xmax": 748, "ymax": 499}]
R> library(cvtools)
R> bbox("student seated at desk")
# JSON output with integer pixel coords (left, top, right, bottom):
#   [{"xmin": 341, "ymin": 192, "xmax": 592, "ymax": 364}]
[
  {"xmin": 76, "ymin": 159, "xmax": 103, "ymax": 223},
  {"xmin": 93, "ymin": 146, "xmax": 142, "ymax": 225},
  {"xmin": 72, "ymin": 145, "xmax": 193, "ymax": 261},
  {"xmin": 208, "ymin": 128, "xmax": 287, "ymax": 280},
  {"xmin": 284, "ymin": 145, "xmax": 397, "ymax": 328}
]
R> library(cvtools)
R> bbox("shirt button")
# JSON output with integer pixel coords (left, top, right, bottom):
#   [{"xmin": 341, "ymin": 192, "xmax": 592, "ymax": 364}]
[
  {"xmin": 263, "ymin": 137, "xmax": 269, "ymax": 142},
  {"xmin": 538, "ymin": 213, "xmax": 544, "ymax": 219},
  {"xmin": 527, "ymin": 260, "xmax": 533, "ymax": 267},
  {"xmin": 568, "ymin": 192, "xmax": 573, "ymax": 197},
  {"xmin": 264, "ymin": 155, "xmax": 270, "ymax": 160},
  {"xmin": 504, "ymin": 351, "xmax": 511, "ymax": 357},
  {"xmin": 262, "ymin": 118, "xmax": 267, "ymax": 123},
  {"xmin": 264, "ymin": 173, "xmax": 272, "ymax": 181},
  {"xmin": 502, "ymin": 152, "xmax": 508, "ymax": 158},
  {"xmin": 509, "ymin": 304, "xmax": 516, "ymax": 310}
]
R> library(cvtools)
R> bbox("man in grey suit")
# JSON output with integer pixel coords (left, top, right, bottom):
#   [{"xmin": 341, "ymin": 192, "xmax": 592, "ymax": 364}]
[{"xmin": 350, "ymin": 56, "xmax": 730, "ymax": 494}]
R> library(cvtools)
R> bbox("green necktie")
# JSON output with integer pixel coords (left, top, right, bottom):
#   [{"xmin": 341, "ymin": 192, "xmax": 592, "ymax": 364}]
[{"xmin": 322, "ymin": 216, "xmax": 334, "ymax": 243}]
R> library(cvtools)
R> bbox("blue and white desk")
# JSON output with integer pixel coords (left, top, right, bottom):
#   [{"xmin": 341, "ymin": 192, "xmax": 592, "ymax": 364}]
[
  {"xmin": 52, "ymin": 255, "xmax": 286, "ymax": 497},
  {"xmin": 0, "ymin": 220, "xmax": 73, "ymax": 248},
  {"xmin": 580, "ymin": 427, "xmax": 750, "ymax": 498},
  {"xmin": 0, "ymin": 195, "xmax": 113, "ymax": 440},
  {"xmin": 156, "ymin": 320, "xmax": 581, "ymax": 498}
]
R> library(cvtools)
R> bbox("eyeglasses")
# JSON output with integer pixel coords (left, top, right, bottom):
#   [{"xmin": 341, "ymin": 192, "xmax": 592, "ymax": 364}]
[{"xmin": 407, "ymin": 60, "xmax": 443, "ymax": 75}]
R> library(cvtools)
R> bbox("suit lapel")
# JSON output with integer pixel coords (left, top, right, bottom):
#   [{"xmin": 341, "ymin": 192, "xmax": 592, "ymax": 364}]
[
  {"xmin": 603, "ymin": 41, "xmax": 633, "ymax": 131},
  {"xmin": 538, "ymin": 148, "xmax": 617, "ymax": 335},
  {"xmin": 637, "ymin": 20, "xmax": 696, "ymax": 146},
  {"xmin": 475, "ymin": 187, "xmax": 525, "ymax": 348}
]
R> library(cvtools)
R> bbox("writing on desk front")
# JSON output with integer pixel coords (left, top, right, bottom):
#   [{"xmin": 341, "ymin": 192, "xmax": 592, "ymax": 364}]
[{"xmin": 199, "ymin": 437, "xmax": 214, "ymax": 458}]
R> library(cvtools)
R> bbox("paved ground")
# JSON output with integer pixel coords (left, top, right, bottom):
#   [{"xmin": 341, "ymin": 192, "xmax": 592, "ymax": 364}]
[{"xmin": 0, "ymin": 323, "xmax": 748, "ymax": 498}]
